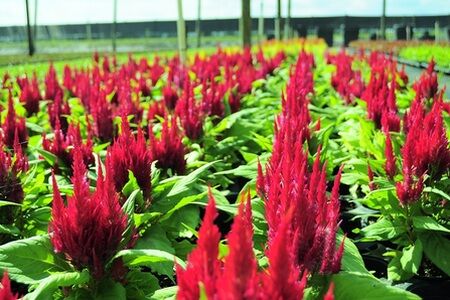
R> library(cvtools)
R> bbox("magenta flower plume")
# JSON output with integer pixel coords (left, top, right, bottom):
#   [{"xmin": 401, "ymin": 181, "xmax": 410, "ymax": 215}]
[
  {"xmin": 176, "ymin": 191, "xmax": 221, "ymax": 300},
  {"xmin": 49, "ymin": 147, "xmax": 127, "ymax": 279},
  {"xmin": 44, "ymin": 63, "xmax": 63, "ymax": 101},
  {"xmin": 19, "ymin": 73, "xmax": 42, "ymax": 116},
  {"xmin": 175, "ymin": 80, "xmax": 204, "ymax": 140},
  {"xmin": 216, "ymin": 193, "xmax": 259, "ymax": 299},
  {"xmin": 263, "ymin": 209, "xmax": 307, "ymax": 300},
  {"xmin": 149, "ymin": 117, "xmax": 186, "ymax": 174},
  {"xmin": 0, "ymin": 271, "xmax": 18, "ymax": 300},
  {"xmin": 384, "ymin": 131, "xmax": 397, "ymax": 179},
  {"xmin": 162, "ymin": 83, "xmax": 179, "ymax": 110},
  {"xmin": 2, "ymin": 91, "xmax": 28, "ymax": 149},
  {"xmin": 106, "ymin": 117, "xmax": 152, "ymax": 200}
]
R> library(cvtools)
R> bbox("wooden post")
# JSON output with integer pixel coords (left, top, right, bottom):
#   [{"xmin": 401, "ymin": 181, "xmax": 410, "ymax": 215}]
[
  {"xmin": 196, "ymin": 0, "xmax": 201, "ymax": 48},
  {"xmin": 284, "ymin": 0, "xmax": 291, "ymax": 40},
  {"xmin": 258, "ymin": 0, "xmax": 264, "ymax": 43},
  {"xmin": 33, "ymin": 0, "xmax": 38, "ymax": 41},
  {"xmin": 380, "ymin": 0, "xmax": 386, "ymax": 40},
  {"xmin": 112, "ymin": 0, "xmax": 117, "ymax": 53},
  {"xmin": 434, "ymin": 21, "xmax": 439, "ymax": 43},
  {"xmin": 25, "ymin": 0, "xmax": 35, "ymax": 56},
  {"xmin": 241, "ymin": 0, "xmax": 251, "ymax": 47},
  {"xmin": 177, "ymin": 0, "xmax": 187, "ymax": 64},
  {"xmin": 275, "ymin": 0, "xmax": 281, "ymax": 40}
]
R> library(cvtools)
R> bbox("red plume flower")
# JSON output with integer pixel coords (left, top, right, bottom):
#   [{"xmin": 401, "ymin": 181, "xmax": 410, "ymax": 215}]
[
  {"xmin": 2, "ymin": 91, "xmax": 28, "ymax": 149},
  {"xmin": 324, "ymin": 282, "xmax": 335, "ymax": 300},
  {"xmin": 48, "ymin": 90, "xmax": 70, "ymax": 133},
  {"xmin": 175, "ymin": 80, "xmax": 204, "ymax": 140},
  {"xmin": 45, "ymin": 63, "xmax": 63, "ymax": 100},
  {"xmin": 49, "ymin": 147, "xmax": 127, "ymax": 279},
  {"xmin": 106, "ymin": 117, "xmax": 152, "ymax": 200},
  {"xmin": 149, "ymin": 117, "xmax": 186, "ymax": 174},
  {"xmin": 384, "ymin": 131, "xmax": 396, "ymax": 179},
  {"xmin": 176, "ymin": 191, "xmax": 221, "ymax": 300},
  {"xmin": 263, "ymin": 208, "xmax": 307, "ymax": 300},
  {"xmin": 0, "ymin": 271, "xmax": 18, "ymax": 300},
  {"xmin": 216, "ymin": 193, "xmax": 259, "ymax": 299},
  {"xmin": 19, "ymin": 73, "xmax": 42, "ymax": 116}
]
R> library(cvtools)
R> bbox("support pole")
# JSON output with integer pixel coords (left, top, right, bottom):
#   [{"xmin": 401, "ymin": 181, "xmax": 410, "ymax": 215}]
[
  {"xmin": 25, "ymin": 0, "xmax": 35, "ymax": 56},
  {"xmin": 241, "ymin": 0, "xmax": 251, "ymax": 47},
  {"xmin": 177, "ymin": 0, "xmax": 187, "ymax": 64},
  {"xmin": 275, "ymin": 0, "xmax": 281, "ymax": 40},
  {"xmin": 380, "ymin": 0, "xmax": 386, "ymax": 40},
  {"xmin": 112, "ymin": 0, "xmax": 117, "ymax": 53},
  {"xmin": 196, "ymin": 0, "xmax": 201, "ymax": 48},
  {"xmin": 33, "ymin": 0, "xmax": 38, "ymax": 41},
  {"xmin": 284, "ymin": 0, "xmax": 291, "ymax": 40},
  {"xmin": 258, "ymin": 0, "xmax": 264, "ymax": 43}
]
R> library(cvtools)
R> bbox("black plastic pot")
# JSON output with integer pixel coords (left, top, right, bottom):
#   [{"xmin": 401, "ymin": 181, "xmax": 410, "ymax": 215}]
[
  {"xmin": 407, "ymin": 277, "xmax": 450, "ymax": 300},
  {"xmin": 362, "ymin": 255, "xmax": 388, "ymax": 279}
]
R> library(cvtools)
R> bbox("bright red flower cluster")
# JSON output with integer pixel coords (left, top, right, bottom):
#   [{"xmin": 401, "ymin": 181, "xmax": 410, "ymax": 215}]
[
  {"xmin": 2, "ymin": 91, "xmax": 28, "ymax": 149},
  {"xmin": 106, "ymin": 117, "xmax": 152, "ymax": 200},
  {"xmin": 49, "ymin": 147, "xmax": 127, "ymax": 279},
  {"xmin": 328, "ymin": 50, "xmax": 365, "ymax": 103},
  {"xmin": 0, "ymin": 271, "xmax": 18, "ymax": 300},
  {"xmin": 361, "ymin": 55, "xmax": 401, "ymax": 132},
  {"xmin": 149, "ymin": 117, "xmax": 186, "ymax": 174},
  {"xmin": 176, "ymin": 192, "xmax": 308, "ymax": 300},
  {"xmin": 258, "ymin": 52, "xmax": 344, "ymax": 275}
]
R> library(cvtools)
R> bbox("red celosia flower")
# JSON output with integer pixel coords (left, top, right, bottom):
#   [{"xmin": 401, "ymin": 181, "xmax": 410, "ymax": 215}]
[
  {"xmin": 2, "ymin": 91, "xmax": 28, "ymax": 149},
  {"xmin": 329, "ymin": 50, "xmax": 365, "ymax": 103},
  {"xmin": 45, "ymin": 63, "xmax": 63, "ymax": 101},
  {"xmin": 384, "ymin": 131, "xmax": 396, "ymax": 179},
  {"xmin": 324, "ymin": 282, "xmax": 335, "ymax": 300},
  {"xmin": 257, "ymin": 52, "xmax": 344, "ymax": 275},
  {"xmin": 176, "ymin": 192, "xmax": 221, "ymax": 300},
  {"xmin": 49, "ymin": 147, "xmax": 127, "ymax": 279},
  {"xmin": 201, "ymin": 76, "xmax": 226, "ymax": 118},
  {"xmin": 19, "ymin": 73, "xmax": 42, "ymax": 116},
  {"xmin": 48, "ymin": 90, "xmax": 70, "ymax": 132},
  {"xmin": 263, "ymin": 209, "xmax": 307, "ymax": 300},
  {"xmin": 412, "ymin": 59, "xmax": 438, "ymax": 101},
  {"xmin": 216, "ymin": 193, "xmax": 259, "ymax": 299},
  {"xmin": 175, "ymin": 80, "xmax": 204, "ymax": 140},
  {"xmin": 148, "ymin": 100, "xmax": 167, "ymax": 122},
  {"xmin": 177, "ymin": 191, "xmax": 309, "ymax": 299},
  {"xmin": 90, "ymin": 88, "xmax": 114, "ymax": 142},
  {"xmin": 149, "ymin": 117, "xmax": 186, "ymax": 174},
  {"xmin": 106, "ymin": 117, "xmax": 152, "ymax": 200},
  {"xmin": 162, "ymin": 83, "xmax": 179, "ymax": 110},
  {"xmin": 0, "ymin": 271, "xmax": 18, "ymax": 300},
  {"xmin": 0, "ymin": 140, "xmax": 25, "ymax": 215}
]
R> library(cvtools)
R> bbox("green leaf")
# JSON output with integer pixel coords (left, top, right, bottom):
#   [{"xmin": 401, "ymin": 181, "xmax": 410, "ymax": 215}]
[
  {"xmin": 96, "ymin": 278, "xmax": 126, "ymax": 300},
  {"xmin": 419, "ymin": 232, "xmax": 450, "ymax": 276},
  {"xmin": 361, "ymin": 218, "xmax": 406, "ymax": 241},
  {"xmin": 0, "ymin": 235, "xmax": 71, "ymax": 284},
  {"xmin": 332, "ymin": 271, "xmax": 420, "ymax": 300},
  {"xmin": 160, "ymin": 192, "xmax": 207, "ymax": 222},
  {"xmin": 423, "ymin": 186, "xmax": 450, "ymax": 201},
  {"xmin": 387, "ymin": 252, "xmax": 414, "ymax": 282},
  {"xmin": 113, "ymin": 249, "xmax": 185, "ymax": 269},
  {"xmin": 150, "ymin": 286, "xmax": 178, "ymax": 300},
  {"xmin": 27, "ymin": 270, "xmax": 90, "ymax": 300},
  {"xmin": 338, "ymin": 232, "xmax": 370, "ymax": 275},
  {"xmin": 0, "ymin": 200, "xmax": 21, "ymax": 207},
  {"xmin": 400, "ymin": 240, "xmax": 423, "ymax": 274},
  {"xmin": 167, "ymin": 161, "xmax": 217, "ymax": 197},
  {"xmin": 412, "ymin": 216, "xmax": 450, "ymax": 233}
]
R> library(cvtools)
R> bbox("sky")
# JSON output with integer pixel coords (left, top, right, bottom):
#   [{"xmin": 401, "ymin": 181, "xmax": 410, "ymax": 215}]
[{"xmin": 1, "ymin": 0, "xmax": 449, "ymax": 26}]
